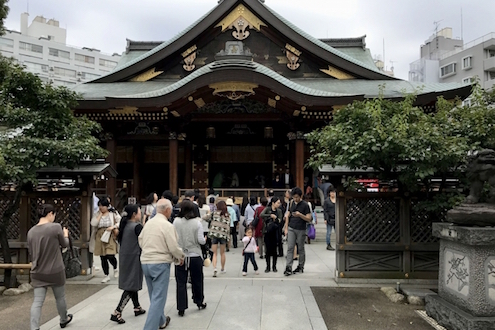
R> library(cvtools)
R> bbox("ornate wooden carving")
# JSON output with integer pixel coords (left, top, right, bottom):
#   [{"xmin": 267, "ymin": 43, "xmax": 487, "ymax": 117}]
[
  {"xmin": 109, "ymin": 106, "xmax": 139, "ymax": 115},
  {"xmin": 209, "ymin": 81, "xmax": 258, "ymax": 101},
  {"xmin": 129, "ymin": 68, "xmax": 164, "ymax": 82},
  {"xmin": 182, "ymin": 45, "xmax": 198, "ymax": 72},
  {"xmin": 285, "ymin": 44, "xmax": 301, "ymax": 71},
  {"xmin": 216, "ymin": 4, "xmax": 267, "ymax": 41},
  {"xmin": 320, "ymin": 65, "xmax": 355, "ymax": 80}
]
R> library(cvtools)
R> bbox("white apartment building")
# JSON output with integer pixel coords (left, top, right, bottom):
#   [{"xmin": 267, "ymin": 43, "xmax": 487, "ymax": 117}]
[
  {"xmin": 409, "ymin": 28, "xmax": 495, "ymax": 91},
  {"xmin": 0, "ymin": 13, "xmax": 121, "ymax": 87}
]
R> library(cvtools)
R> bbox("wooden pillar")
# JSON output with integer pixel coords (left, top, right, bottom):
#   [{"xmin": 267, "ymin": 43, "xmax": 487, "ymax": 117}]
[
  {"xmin": 80, "ymin": 182, "xmax": 92, "ymax": 275},
  {"xmin": 185, "ymin": 142, "xmax": 192, "ymax": 189},
  {"xmin": 133, "ymin": 144, "xmax": 141, "ymax": 201},
  {"xmin": 106, "ymin": 138, "xmax": 117, "ymax": 200},
  {"xmin": 295, "ymin": 138, "xmax": 304, "ymax": 190},
  {"xmin": 169, "ymin": 133, "xmax": 179, "ymax": 195}
]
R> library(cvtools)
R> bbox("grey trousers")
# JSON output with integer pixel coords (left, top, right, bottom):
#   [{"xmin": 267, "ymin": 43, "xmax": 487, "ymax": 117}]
[
  {"xmin": 256, "ymin": 236, "xmax": 264, "ymax": 257},
  {"xmin": 286, "ymin": 227, "xmax": 307, "ymax": 269},
  {"xmin": 31, "ymin": 286, "xmax": 69, "ymax": 330}
]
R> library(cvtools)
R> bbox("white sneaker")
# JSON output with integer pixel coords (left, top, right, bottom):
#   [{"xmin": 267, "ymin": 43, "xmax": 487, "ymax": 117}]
[
  {"xmin": 221, "ymin": 269, "xmax": 226, "ymax": 274},
  {"xmin": 242, "ymin": 272, "xmax": 247, "ymax": 276},
  {"xmin": 255, "ymin": 271, "xmax": 259, "ymax": 275},
  {"xmin": 101, "ymin": 275, "xmax": 111, "ymax": 283},
  {"xmin": 94, "ymin": 266, "xmax": 100, "ymax": 271},
  {"xmin": 114, "ymin": 269, "xmax": 119, "ymax": 278},
  {"xmin": 213, "ymin": 269, "xmax": 217, "ymax": 277}
]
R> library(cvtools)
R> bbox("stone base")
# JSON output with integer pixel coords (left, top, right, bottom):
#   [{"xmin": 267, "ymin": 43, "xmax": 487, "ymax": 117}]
[{"xmin": 426, "ymin": 294, "xmax": 495, "ymax": 330}]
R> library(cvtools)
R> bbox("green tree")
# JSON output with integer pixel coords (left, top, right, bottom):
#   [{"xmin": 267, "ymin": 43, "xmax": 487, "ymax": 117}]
[
  {"xmin": 0, "ymin": 1, "xmax": 107, "ymax": 286},
  {"xmin": 307, "ymin": 84, "xmax": 495, "ymax": 192},
  {"xmin": 0, "ymin": 0, "xmax": 8, "ymax": 36}
]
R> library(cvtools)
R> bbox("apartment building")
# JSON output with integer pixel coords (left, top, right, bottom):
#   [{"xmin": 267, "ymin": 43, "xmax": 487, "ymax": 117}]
[
  {"xmin": 0, "ymin": 13, "xmax": 120, "ymax": 86},
  {"xmin": 409, "ymin": 28, "xmax": 495, "ymax": 90}
]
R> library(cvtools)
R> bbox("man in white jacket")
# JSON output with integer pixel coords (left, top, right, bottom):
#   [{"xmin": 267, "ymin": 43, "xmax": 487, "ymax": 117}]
[{"xmin": 139, "ymin": 199, "xmax": 184, "ymax": 330}]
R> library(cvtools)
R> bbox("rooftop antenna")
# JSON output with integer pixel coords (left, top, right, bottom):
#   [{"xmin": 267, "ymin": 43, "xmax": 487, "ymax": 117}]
[
  {"xmin": 389, "ymin": 60, "xmax": 396, "ymax": 73},
  {"xmin": 433, "ymin": 20, "xmax": 443, "ymax": 36},
  {"xmin": 461, "ymin": 8, "xmax": 464, "ymax": 41}
]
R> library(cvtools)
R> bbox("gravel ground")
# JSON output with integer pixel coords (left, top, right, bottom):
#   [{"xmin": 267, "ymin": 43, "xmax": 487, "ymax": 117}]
[
  {"xmin": 312, "ymin": 287, "xmax": 434, "ymax": 330},
  {"xmin": 0, "ymin": 283, "xmax": 105, "ymax": 330}
]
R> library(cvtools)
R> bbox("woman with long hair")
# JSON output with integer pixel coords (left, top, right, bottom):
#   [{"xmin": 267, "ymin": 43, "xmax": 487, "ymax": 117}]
[
  {"xmin": 110, "ymin": 204, "xmax": 146, "ymax": 324},
  {"xmin": 91, "ymin": 198, "xmax": 121, "ymax": 283},
  {"xmin": 28, "ymin": 204, "xmax": 73, "ymax": 330},
  {"xmin": 173, "ymin": 200, "xmax": 207, "ymax": 317},
  {"xmin": 143, "ymin": 192, "xmax": 158, "ymax": 224},
  {"xmin": 208, "ymin": 200, "xmax": 230, "ymax": 277},
  {"xmin": 260, "ymin": 197, "xmax": 283, "ymax": 272}
]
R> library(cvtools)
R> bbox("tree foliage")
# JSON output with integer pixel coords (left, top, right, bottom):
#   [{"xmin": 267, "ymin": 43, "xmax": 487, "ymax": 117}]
[
  {"xmin": 0, "ymin": 0, "xmax": 8, "ymax": 36},
  {"xmin": 307, "ymin": 83, "xmax": 495, "ymax": 191}
]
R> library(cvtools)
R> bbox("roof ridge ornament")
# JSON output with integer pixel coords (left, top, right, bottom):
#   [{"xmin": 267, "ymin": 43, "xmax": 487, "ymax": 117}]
[
  {"xmin": 285, "ymin": 44, "xmax": 301, "ymax": 71},
  {"xmin": 182, "ymin": 45, "xmax": 198, "ymax": 72},
  {"xmin": 216, "ymin": 4, "xmax": 267, "ymax": 41}
]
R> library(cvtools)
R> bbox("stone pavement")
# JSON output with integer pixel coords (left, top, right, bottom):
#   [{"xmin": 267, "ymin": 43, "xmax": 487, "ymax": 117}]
[{"xmin": 41, "ymin": 221, "xmax": 336, "ymax": 330}]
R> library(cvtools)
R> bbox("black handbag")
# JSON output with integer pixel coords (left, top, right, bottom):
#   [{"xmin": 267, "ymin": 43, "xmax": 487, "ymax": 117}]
[{"xmin": 62, "ymin": 236, "xmax": 82, "ymax": 279}]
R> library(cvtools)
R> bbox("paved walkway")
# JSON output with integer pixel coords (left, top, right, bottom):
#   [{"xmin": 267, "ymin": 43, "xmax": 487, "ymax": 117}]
[{"xmin": 41, "ymin": 221, "xmax": 336, "ymax": 330}]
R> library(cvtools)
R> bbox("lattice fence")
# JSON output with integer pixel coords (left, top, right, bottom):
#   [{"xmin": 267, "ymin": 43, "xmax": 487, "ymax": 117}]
[
  {"xmin": 345, "ymin": 198, "xmax": 400, "ymax": 243},
  {"xmin": 0, "ymin": 198, "xmax": 20, "ymax": 240},
  {"xmin": 410, "ymin": 200, "xmax": 441, "ymax": 243},
  {"xmin": 30, "ymin": 197, "xmax": 82, "ymax": 241}
]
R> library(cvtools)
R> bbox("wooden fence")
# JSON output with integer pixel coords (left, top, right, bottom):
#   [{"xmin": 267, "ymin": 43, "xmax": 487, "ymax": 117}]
[{"xmin": 336, "ymin": 192, "xmax": 441, "ymax": 279}]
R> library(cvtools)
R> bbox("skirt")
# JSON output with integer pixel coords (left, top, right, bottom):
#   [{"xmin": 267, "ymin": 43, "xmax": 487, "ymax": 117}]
[{"xmin": 94, "ymin": 227, "xmax": 118, "ymax": 256}]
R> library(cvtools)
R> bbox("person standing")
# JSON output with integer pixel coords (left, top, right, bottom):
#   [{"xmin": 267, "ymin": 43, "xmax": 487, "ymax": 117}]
[
  {"xmin": 91, "ymin": 198, "xmax": 121, "ymax": 283},
  {"xmin": 110, "ymin": 204, "xmax": 146, "ymax": 324},
  {"xmin": 173, "ymin": 200, "xmax": 207, "ymax": 317},
  {"xmin": 241, "ymin": 228, "xmax": 259, "ymax": 276},
  {"xmin": 261, "ymin": 197, "xmax": 283, "ymax": 272},
  {"xmin": 208, "ymin": 200, "xmax": 230, "ymax": 277},
  {"xmin": 253, "ymin": 197, "xmax": 267, "ymax": 259},
  {"xmin": 139, "ymin": 199, "xmax": 185, "ymax": 330},
  {"xmin": 284, "ymin": 187, "xmax": 312, "ymax": 276},
  {"xmin": 143, "ymin": 192, "xmax": 158, "ymax": 224},
  {"xmin": 284, "ymin": 168, "xmax": 293, "ymax": 189},
  {"xmin": 323, "ymin": 187, "xmax": 337, "ymax": 251},
  {"xmin": 244, "ymin": 197, "xmax": 257, "ymax": 228},
  {"xmin": 226, "ymin": 198, "xmax": 238, "ymax": 249},
  {"xmin": 28, "ymin": 204, "xmax": 73, "ymax": 330}
]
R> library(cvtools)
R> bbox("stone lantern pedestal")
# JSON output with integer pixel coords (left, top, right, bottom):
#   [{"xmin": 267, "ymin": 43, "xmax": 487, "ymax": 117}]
[{"xmin": 426, "ymin": 219, "xmax": 495, "ymax": 330}]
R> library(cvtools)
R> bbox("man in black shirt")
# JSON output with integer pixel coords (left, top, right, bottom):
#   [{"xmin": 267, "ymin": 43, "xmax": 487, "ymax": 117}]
[{"xmin": 283, "ymin": 187, "xmax": 312, "ymax": 275}]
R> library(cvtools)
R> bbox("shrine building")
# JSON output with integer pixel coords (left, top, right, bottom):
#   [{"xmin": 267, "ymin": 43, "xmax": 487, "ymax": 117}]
[{"xmin": 73, "ymin": 0, "xmax": 471, "ymax": 201}]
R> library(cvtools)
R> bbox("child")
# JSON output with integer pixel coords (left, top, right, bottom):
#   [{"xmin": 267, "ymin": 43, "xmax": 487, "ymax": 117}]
[{"xmin": 242, "ymin": 228, "xmax": 259, "ymax": 276}]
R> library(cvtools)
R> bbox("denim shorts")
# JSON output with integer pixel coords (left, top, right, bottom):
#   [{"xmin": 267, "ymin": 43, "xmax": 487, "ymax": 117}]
[{"xmin": 211, "ymin": 237, "xmax": 227, "ymax": 245}]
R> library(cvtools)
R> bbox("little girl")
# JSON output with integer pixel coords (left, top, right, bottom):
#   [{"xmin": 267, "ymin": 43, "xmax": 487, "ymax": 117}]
[{"xmin": 242, "ymin": 228, "xmax": 259, "ymax": 276}]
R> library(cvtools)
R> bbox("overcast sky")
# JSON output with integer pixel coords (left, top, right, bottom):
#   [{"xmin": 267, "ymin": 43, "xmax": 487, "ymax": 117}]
[{"xmin": 4, "ymin": 0, "xmax": 495, "ymax": 80}]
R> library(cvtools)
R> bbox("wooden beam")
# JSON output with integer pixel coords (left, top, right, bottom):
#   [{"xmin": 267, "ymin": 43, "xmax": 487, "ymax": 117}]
[{"xmin": 169, "ymin": 137, "xmax": 179, "ymax": 195}]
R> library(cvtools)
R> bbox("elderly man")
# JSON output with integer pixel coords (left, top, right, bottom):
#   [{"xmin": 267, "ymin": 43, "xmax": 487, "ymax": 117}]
[{"xmin": 139, "ymin": 199, "xmax": 184, "ymax": 330}]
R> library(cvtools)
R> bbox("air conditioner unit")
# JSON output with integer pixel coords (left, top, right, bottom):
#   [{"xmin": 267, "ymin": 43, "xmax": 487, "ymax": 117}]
[
  {"xmin": 77, "ymin": 71, "xmax": 82, "ymax": 76},
  {"xmin": 49, "ymin": 66, "xmax": 54, "ymax": 71}
]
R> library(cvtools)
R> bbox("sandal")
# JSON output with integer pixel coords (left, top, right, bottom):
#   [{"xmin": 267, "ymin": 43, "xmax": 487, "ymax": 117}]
[
  {"xmin": 134, "ymin": 306, "xmax": 146, "ymax": 316},
  {"xmin": 159, "ymin": 316, "xmax": 171, "ymax": 329},
  {"xmin": 60, "ymin": 314, "xmax": 73, "ymax": 328},
  {"xmin": 110, "ymin": 312, "xmax": 126, "ymax": 324}
]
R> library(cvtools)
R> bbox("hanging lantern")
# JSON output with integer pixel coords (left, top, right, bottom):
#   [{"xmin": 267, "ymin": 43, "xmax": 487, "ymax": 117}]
[
  {"xmin": 206, "ymin": 127, "xmax": 216, "ymax": 139},
  {"xmin": 264, "ymin": 126, "xmax": 274, "ymax": 139}
]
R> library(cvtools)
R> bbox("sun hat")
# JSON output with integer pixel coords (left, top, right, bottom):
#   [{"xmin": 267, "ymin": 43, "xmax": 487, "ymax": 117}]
[{"xmin": 225, "ymin": 198, "xmax": 234, "ymax": 206}]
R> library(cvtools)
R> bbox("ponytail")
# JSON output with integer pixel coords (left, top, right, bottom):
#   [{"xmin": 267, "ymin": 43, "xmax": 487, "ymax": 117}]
[{"xmin": 117, "ymin": 204, "xmax": 139, "ymax": 243}]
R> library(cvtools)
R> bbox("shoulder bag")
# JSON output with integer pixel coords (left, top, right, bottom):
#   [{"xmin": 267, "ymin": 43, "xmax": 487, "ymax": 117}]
[{"xmin": 63, "ymin": 235, "xmax": 82, "ymax": 279}]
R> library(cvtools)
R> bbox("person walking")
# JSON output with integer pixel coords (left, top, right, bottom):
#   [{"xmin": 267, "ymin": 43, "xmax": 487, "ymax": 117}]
[
  {"xmin": 241, "ymin": 227, "xmax": 259, "ymax": 276},
  {"xmin": 28, "ymin": 204, "xmax": 73, "ymax": 330},
  {"xmin": 173, "ymin": 200, "xmax": 207, "ymax": 317},
  {"xmin": 261, "ymin": 197, "xmax": 283, "ymax": 273},
  {"xmin": 139, "ymin": 199, "xmax": 185, "ymax": 330},
  {"xmin": 243, "ymin": 197, "xmax": 257, "ymax": 228},
  {"xmin": 91, "ymin": 198, "xmax": 121, "ymax": 283},
  {"xmin": 284, "ymin": 187, "xmax": 312, "ymax": 276},
  {"xmin": 323, "ymin": 187, "xmax": 337, "ymax": 251},
  {"xmin": 110, "ymin": 204, "xmax": 146, "ymax": 324},
  {"xmin": 208, "ymin": 200, "xmax": 230, "ymax": 277},
  {"xmin": 253, "ymin": 197, "xmax": 267, "ymax": 258}
]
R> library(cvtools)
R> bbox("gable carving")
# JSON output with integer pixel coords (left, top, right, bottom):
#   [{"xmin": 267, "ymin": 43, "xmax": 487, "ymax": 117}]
[
  {"xmin": 209, "ymin": 81, "xmax": 258, "ymax": 101},
  {"xmin": 129, "ymin": 68, "xmax": 164, "ymax": 82},
  {"xmin": 216, "ymin": 4, "xmax": 267, "ymax": 41},
  {"xmin": 182, "ymin": 45, "xmax": 198, "ymax": 72},
  {"xmin": 320, "ymin": 65, "xmax": 355, "ymax": 80},
  {"xmin": 285, "ymin": 44, "xmax": 302, "ymax": 71}
]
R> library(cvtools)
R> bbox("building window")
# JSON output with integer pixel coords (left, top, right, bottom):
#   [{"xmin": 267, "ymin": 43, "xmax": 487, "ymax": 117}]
[
  {"xmin": 99, "ymin": 58, "xmax": 118, "ymax": 69},
  {"xmin": 489, "ymin": 72, "xmax": 495, "ymax": 81},
  {"xmin": 19, "ymin": 41, "xmax": 43, "ymax": 54},
  {"xmin": 49, "ymin": 48, "xmax": 70, "ymax": 59},
  {"xmin": 462, "ymin": 56, "xmax": 472, "ymax": 70},
  {"xmin": 80, "ymin": 72, "xmax": 101, "ymax": 80},
  {"xmin": 488, "ymin": 50, "xmax": 495, "ymax": 58},
  {"xmin": 75, "ymin": 53, "xmax": 95, "ymax": 64},
  {"xmin": 462, "ymin": 77, "xmax": 474, "ymax": 84},
  {"xmin": 0, "ymin": 37, "xmax": 14, "ymax": 48},
  {"xmin": 440, "ymin": 62, "xmax": 457, "ymax": 78},
  {"xmin": 23, "ymin": 61, "xmax": 49, "ymax": 73},
  {"xmin": 53, "ymin": 67, "xmax": 76, "ymax": 78}
]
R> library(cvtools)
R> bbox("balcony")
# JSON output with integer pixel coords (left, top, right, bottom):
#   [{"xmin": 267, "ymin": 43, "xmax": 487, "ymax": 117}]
[{"xmin": 485, "ymin": 56, "xmax": 495, "ymax": 72}]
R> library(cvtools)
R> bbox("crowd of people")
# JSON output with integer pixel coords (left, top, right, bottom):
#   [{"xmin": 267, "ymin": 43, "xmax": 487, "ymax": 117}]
[{"xmin": 27, "ymin": 184, "xmax": 336, "ymax": 330}]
